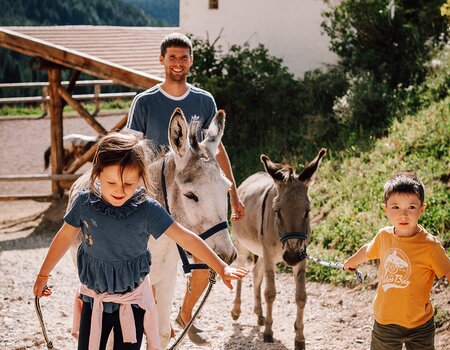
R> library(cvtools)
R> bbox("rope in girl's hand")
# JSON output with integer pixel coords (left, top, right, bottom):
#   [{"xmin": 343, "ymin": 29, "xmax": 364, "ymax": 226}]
[{"xmin": 34, "ymin": 295, "xmax": 54, "ymax": 349}]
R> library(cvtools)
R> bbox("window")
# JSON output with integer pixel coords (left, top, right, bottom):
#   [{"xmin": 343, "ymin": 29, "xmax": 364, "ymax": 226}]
[{"xmin": 209, "ymin": 0, "xmax": 219, "ymax": 10}]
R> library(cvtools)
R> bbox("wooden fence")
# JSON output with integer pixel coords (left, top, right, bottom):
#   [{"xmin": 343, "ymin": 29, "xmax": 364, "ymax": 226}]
[
  {"xmin": 0, "ymin": 79, "xmax": 137, "ymax": 116},
  {"xmin": 0, "ymin": 79, "xmax": 131, "ymax": 200}
]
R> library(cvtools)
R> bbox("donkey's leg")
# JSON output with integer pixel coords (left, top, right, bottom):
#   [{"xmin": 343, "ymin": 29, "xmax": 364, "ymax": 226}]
[
  {"xmin": 154, "ymin": 271, "xmax": 178, "ymax": 349},
  {"xmin": 149, "ymin": 235, "xmax": 179, "ymax": 349},
  {"xmin": 293, "ymin": 261, "xmax": 307, "ymax": 350},
  {"xmin": 262, "ymin": 256, "xmax": 276, "ymax": 343},
  {"xmin": 252, "ymin": 255, "xmax": 265, "ymax": 326},
  {"xmin": 231, "ymin": 238, "xmax": 250, "ymax": 320}
]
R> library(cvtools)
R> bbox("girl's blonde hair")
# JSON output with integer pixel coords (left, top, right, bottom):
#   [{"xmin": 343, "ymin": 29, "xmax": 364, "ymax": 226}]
[{"xmin": 89, "ymin": 132, "xmax": 155, "ymax": 198}]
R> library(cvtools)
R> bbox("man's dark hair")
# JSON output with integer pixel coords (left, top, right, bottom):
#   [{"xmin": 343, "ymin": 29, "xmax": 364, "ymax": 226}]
[
  {"xmin": 383, "ymin": 172, "xmax": 425, "ymax": 204},
  {"xmin": 160, "ymin": 32, "xmax": 193, "ymax": 56}
]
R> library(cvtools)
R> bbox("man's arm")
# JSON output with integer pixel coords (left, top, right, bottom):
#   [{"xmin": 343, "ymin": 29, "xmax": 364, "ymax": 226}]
[{"xmin": 216, "ymin": 142, "xmax": 245, "ymax": 221}]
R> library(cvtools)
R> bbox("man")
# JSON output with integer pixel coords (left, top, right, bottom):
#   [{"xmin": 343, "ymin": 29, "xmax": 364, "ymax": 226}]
[{"xmin": 126, "ymin": 32, "xmax": 245, "ymax": 345}]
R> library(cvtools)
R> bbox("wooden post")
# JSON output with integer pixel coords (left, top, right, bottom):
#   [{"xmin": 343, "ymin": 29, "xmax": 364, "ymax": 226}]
[
  {"xmin": 41, "ymin": 86, "xmax": 48, "ymax": 117},
  {"xmin": 48, "ymin": 68, "xmax": 64, "ymax": 198},
  {"xmin": 65, "ymin": 113, "xmax": 128, "ymax": 174},
  {"xmin": 94, "ymin": 84, "xmax": 101, "ymax": 116},
  {"xmin": 57, "ymin": 86, "xmax": 107, "ymax": 136}
]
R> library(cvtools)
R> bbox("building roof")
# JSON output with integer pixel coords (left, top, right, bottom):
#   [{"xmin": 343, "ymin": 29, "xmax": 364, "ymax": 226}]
[{"xmin": 0, "ymin": 26, "xmax": 178, "ymax": 90}]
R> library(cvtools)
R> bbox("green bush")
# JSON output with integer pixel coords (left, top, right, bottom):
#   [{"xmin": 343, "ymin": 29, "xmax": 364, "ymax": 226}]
[
  {"xmin": 189, "ymin": 37, "xmax": 349, "ymax": 182},
  {"xmin": 322, "ymin": 0, "xmax": 448, "ymax": 87}
]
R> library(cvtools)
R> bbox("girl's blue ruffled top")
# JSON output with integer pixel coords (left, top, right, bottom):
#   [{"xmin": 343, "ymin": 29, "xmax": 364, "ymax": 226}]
[{"xmin": 64, "ymin": 189, "xmax": 173, "ymax": 312}]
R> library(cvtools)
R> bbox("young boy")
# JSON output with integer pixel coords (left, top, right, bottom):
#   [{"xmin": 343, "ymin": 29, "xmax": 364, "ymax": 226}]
[{"xmin": 344, "ymin": 172, "xmax": 450, "ymax": 350}]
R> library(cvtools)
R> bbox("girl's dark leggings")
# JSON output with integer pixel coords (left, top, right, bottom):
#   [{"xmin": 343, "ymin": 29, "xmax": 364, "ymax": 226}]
[{"xmin": 78, "ymin": 301, "xmax": 145, "ymax": 350}]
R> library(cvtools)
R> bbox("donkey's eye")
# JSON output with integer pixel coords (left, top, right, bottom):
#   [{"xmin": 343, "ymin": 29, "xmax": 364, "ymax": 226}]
[{"xmin": 183, "ymin": 192, "xmax": 199, "ymax": 202}]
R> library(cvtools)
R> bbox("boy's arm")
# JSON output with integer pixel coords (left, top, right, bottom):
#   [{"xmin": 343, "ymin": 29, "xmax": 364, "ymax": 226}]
[
  {"xmin": 163, "ymin": 222, "xmax": 248, "ymax": 289},
  {"xmin": 216, "ymin": 142, "xmax": 245, "ymax": 221},
  {"xmin": 344, "ymin": 243, "xmax": 370, "ymax": 271}
]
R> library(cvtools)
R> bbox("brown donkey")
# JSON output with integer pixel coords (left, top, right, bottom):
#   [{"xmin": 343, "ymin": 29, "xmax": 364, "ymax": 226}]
[{"xmin": 231, "ymin": 148, "xmax": 326, "ymax": 350}]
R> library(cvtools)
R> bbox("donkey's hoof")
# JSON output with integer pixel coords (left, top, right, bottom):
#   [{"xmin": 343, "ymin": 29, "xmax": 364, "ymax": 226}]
[
  {"xmin": 263, "ymin": 334, "xmax": 274, "ymax": 343},
  {"xmin": 257, "ymin": 316, "xmax": 265, "ymax": 326},
  {"xmin": 295, "ymin": 340, "xmax": 306, "ymax": 350},
  {"xmin": 231, "ymin": 310, "xmax": 240, "ymax": 320}
]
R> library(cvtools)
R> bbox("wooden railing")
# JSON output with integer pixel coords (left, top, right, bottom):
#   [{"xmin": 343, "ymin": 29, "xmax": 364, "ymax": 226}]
[{"xmin": 0, "ymin": 80, "xmax": 137, "ymax": 116}]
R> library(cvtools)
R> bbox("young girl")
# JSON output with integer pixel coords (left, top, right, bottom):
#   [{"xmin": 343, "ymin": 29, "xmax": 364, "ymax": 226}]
[{"xmin": 33, "ymin": 132, "xmax": 248, "ymax": 350}]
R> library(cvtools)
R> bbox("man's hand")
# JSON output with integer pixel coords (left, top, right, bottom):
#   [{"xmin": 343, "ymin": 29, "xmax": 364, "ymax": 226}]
[{"xmin": 230, "ymin": 193, "xmax": 245, "ymax": 221}]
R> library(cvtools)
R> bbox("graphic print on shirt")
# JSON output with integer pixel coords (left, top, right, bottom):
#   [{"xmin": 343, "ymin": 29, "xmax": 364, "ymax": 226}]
[
  {"xmin": 82, "ymin": 220, "xmax": 93, "ymax": 247},
  {"xmin": 380, "ymin": 248, "xmax": 411, "ymax": 291}
]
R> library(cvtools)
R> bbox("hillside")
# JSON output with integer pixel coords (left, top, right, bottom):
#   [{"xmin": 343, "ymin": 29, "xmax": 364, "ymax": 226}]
[
  {"xmin": 121, "ymin": 0, "xmax": 179, "ymax": 26},
  {"xmin": 0, "ymin": 0, "xmax": 163, "ymax": 87},
  {"xmin": 307, "ymin": 95, "xmax": 450, "ymax": 283},
  {"xmin": 0, "ymin": 0, "xmax": 160, "ymax": 26}
]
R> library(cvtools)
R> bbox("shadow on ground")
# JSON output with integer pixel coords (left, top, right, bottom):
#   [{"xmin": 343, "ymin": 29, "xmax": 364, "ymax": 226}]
[
  {"xmin": 223, "ymin": 323, "xmax": 290, "ymax": 350},
  {"xmin": 0, "ymin": 197, "xmax": 68, "ymax": 251}
]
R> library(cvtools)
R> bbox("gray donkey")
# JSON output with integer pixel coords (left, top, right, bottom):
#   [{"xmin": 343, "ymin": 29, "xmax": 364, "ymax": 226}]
[{"xmin": 231, "ymin": 148, "xmax": 326, "ymax": 350}]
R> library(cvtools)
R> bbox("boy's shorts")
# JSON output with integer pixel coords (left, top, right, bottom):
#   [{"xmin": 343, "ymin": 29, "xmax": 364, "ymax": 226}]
[{"xmin": 371, "ymin": 317, "xmax": 435, "ymax": 350}]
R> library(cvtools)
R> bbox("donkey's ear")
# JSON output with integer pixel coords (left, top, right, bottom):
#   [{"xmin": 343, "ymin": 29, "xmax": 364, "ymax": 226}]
[
  {"xmin": 297, "ymin": 148, "xmax": 327, "ymax": 185},
  {"xmin": 168, "ymin": 108, "xmax": 189, "ymax": 158},
  {"xmin": 261, "ymin": 154, "xmax": 286, "ymax": 182},
  {"xmin": 203, "ymin": 110, "xmax": 225, "ymax": 156}
]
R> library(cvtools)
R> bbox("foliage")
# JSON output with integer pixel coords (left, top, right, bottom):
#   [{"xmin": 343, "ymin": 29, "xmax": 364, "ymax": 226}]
[
  {"xmin": 0, "ymin": 0, "xmax": 160, "ymax": 26},
  {"xmin": 332, "ymin": 70, "xmax": 394, "ymax": 133},
  {"xmin": 189, "ymin": 37, "xmax": 348, "ymax": 182},
  {"xmin": 308, "ymin": 95, "xmax": 450, "ymax": 285},
  {"xmin": 322, "ymin": 0, "xmax": 448, "ymax": 88},
  {"xmin": 121, "ymin": 0, "xmax": 179, "ymax": 26},
  {"xmin": 0, "ymin": 0, "xmax": 163, "ymax": 87}
]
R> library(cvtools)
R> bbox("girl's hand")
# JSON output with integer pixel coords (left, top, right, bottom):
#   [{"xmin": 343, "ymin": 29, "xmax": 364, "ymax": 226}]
[
  {"xmin": 33, "ymin": 276, "xmax": 52, "ymax": 298},
  {"xmin": 220, "ymin": 266, "xmax": 249, "ymax": 290}
]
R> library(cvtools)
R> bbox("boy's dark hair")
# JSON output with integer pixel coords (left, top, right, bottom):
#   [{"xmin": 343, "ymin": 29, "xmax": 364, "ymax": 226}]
[
  {"xmin": 160, "ymin": 32, "xmax": 193, "ymax": 56},
  {"xmin": 383, "ymin": 172, "xmax": 425, "ymax": 204}
]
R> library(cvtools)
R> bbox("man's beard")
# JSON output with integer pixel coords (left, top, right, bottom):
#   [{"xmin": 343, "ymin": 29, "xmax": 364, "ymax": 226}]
[{"xmin": 167, "ymin": 70, "xmax": 188, "ymax": 82}]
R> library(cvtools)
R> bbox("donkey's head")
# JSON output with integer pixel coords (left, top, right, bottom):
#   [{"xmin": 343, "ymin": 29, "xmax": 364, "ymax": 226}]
[
  {"xmin": 261, "ymin": 148, "xmax": 326, "ymax": 266},
  {"xmin": 166, "ymin": 108, "xmax": 237, "ymax": 264}
]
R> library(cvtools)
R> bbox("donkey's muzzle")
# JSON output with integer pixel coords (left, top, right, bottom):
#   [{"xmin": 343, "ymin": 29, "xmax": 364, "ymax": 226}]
[
  {"xmin": 283, "ymin": 248, "xmax": 307, "ymax": 266},
  {"xmin": 218, "ymin": 249, "xmax": 237, "ymax": 265}
]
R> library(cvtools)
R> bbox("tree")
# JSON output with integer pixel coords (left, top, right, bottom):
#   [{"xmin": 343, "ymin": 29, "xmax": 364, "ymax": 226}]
[{"xmin": 322, "ymin": 0, "xmax": 448, "ymax": 87}]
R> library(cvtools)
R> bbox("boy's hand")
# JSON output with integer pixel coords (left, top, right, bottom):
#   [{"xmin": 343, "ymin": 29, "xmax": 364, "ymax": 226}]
[
  {"xmin": 343, "ymin": 260, "xmax": 358, "ymax": 272},
  {"xmin": 33, "ymin": 277, "xmax": 52, "ymax": 298},
  {"xmin": 220, "ymin": 266, "xmax": 249, "ymax": 290}
]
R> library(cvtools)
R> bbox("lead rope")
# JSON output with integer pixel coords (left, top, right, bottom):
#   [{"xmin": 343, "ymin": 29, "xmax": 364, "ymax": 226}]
[
  {"xmin": 168, "ymin": 270, "xmax": 217, "ymax": 350},
  {"xmin": 34, "ymin": 296, "xmax": 54, "ymax": 349},
  {"xmin": 307, "ymin": 256, "xmax": 364, "ymax": 283}
]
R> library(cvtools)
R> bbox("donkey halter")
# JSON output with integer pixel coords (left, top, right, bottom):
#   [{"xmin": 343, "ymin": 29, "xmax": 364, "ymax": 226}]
[
  {"xmin": 260, "ymin": 184, "xmax": 309, "ymax": 244},
  {"xmin": 162, "ymin": 157, "xmax": 225, "ymax": 349},
  {"xmin": 161, "ymin": 157, "xmax": 228, "ymax": 276},
  {"xmin": 279, "ymin": 228, "xmax": 309, "ymax": 244}
]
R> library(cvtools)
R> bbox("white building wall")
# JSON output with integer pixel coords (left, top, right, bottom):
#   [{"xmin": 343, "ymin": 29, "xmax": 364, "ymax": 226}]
[{"xmin": 180, "ymin": 0, "xmax": 339, "ymax": 77}]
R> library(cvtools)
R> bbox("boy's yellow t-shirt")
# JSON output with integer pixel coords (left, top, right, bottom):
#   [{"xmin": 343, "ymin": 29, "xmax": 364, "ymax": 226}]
[{"xmin": 366, "ymin": 225, "xmax": 450, "ymax": 328}]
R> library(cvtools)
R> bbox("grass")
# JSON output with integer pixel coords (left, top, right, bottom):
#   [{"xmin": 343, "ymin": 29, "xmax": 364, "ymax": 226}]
[
  {"xmin": 0, "ymin": 99, "xmax": 132, "ymax": 118},
  {"xmin": 306, "ymin": 96, "xmax": 450, "ymax": 283}
]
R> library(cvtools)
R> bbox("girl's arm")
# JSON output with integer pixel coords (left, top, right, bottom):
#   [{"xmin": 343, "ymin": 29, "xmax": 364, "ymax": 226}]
[
  {"xmin": 344, "ymin": 243, "xmax": 370, "ymax": 271},
  {"xmin": 164, "ymin": 222, "xmax": 248, "ymax": 289},
  {"xmin": 33, "ymin": 222, "xmax": 80, "ymax": 297}
]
